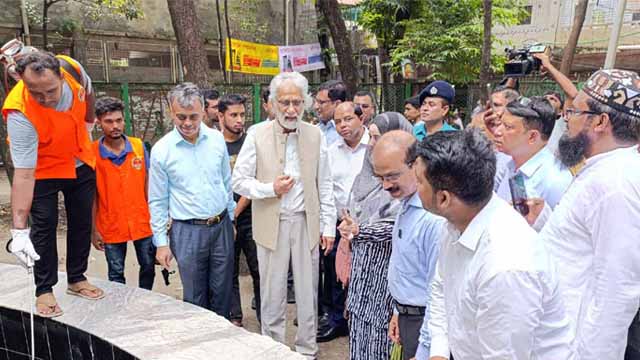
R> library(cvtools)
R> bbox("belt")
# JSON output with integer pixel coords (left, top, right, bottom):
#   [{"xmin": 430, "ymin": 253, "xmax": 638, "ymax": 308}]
[
  {"xmin": 396, "ymin": 303, "xmax": 426, "ymax": 316},
  {"xmin": 175, "ymin": 209, "xmax": 227, "ymax": 227}
]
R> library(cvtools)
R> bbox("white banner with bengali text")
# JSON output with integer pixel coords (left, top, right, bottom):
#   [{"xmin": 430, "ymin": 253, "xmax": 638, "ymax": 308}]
[{"xmin": 278, "ymin": 43, "xmax": 325, "ymax": 73}]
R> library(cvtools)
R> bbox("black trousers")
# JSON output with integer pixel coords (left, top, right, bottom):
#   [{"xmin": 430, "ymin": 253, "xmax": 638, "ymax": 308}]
[
  {"xmin": 319, "ymin": 222, "xmax": 347, "ymax": 328},
  {"xmin": 398, "ymin": 312, "xmax": 423, "ymax": 360},
  {"xmin": 30, "ymin": 165, "xmax": 96, "ymax": 297},
  {"xmin": 626, "ymin": 309, "xmax": 640, "ymax": 360},
  {"xmin": 230, "ymin": 220, "xmax": 260, "ymax": 321}
]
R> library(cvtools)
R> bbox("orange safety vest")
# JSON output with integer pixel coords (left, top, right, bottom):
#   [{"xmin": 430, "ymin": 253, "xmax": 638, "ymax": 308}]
[
  {"xmin": 1, "ymin": 59, "xmax": 95, "ymax": 179},
  {"xmin": 93, "ymin": 137, "xmax": 152, "ymax": 244}
]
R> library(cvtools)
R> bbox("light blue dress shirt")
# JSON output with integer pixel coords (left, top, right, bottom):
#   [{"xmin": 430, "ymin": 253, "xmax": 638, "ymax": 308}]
[
  {"xmin": 496, "ymin": 147, "xmax": 572, "ymax": 209},
  {"xmin": 388, "ymin": 192, "xmax": 445, "ymax": 355},
  {"xmin": 148, "ymin": 124, "xmax": 236, "ymax": 247},
  {"xmin": 317, "ymin": 119, "xmax": 341, "ymax": 146}
]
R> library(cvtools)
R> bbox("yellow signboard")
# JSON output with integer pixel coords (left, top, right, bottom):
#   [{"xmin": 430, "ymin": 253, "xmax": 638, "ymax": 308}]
[{"xmin": 225, "ymin": 38, "xmax": 280, "ymax": 76}]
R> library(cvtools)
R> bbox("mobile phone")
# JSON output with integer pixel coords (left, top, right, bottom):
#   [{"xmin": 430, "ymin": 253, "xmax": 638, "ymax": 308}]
[
  {"xmin": 508, "ymin": 173, "xmax": 529, "ymax": 216},
  {"xmin": 529, "ymin": 45, "xmax": 547, "ymax": 53}
]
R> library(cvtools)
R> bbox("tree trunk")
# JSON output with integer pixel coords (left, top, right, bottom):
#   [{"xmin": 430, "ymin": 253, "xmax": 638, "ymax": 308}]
[
  {"xmin": 560, "ymin": 0, "xmax": 588, "ymax": 76},
  {"xmin": 42, "ymin": 0, "xmax": 50, "ymax": 50},
  {"xmin": 316, "ymin": 0, "xmax": 358, "ymax": 96},
  {"xmin": 166, "ymin": 0, "xmax": 210, "ymax": 88},
  {"xmin": 223, "ymin": 0, "xmax": 234, "ymax": 82},
  {"xmin": 214, "ymin": 0, "xmax": 227, "ymax": 83},
  {"xmin": 479, "ymin": 0, "xmax": 492, "ymax": 103}
]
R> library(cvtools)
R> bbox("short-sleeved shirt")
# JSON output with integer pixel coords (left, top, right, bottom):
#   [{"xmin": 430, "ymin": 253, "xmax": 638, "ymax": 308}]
[
  {"xmin": 7, "ymin": 60, "xmax": 92, "ymax": 169},
  {"xmin": 413, "ymin": 121, "xmax": 457, "ymax": 142}
]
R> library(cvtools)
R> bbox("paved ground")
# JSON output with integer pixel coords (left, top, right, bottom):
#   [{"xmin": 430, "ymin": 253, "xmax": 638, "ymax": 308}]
[{"xmin": 0, "ymin": 171, "xmax": 348, "ymax": 359}]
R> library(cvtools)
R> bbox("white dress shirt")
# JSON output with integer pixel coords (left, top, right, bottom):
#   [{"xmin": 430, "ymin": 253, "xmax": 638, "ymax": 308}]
[
  {"xmin": 426, "ymin": 196, "xmax": 576, "ymax": 360},
  {"xmin": 496, "ymin": 147, "xmax": 572, "ymax": 210},
  {"xmin": 231, "ymin": 124, "xmax": 336, "ymax": 237},
  {"xmin": 328, "ymin": 129, "xmax": 370, "ymax": 217},
  {"xmin": 546, "ymin": 117, "xmax": 567, "ymax": 156},
  {"xmin": 493, "ymin": 151, "xmax": 512, "ymax": 192},
  {"xmin": 540, "ymin": 145, "xmax": 640, "ymax": 360}
]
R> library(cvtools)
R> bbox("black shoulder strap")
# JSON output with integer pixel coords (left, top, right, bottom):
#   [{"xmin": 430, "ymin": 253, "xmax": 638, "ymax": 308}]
[{"xmin": 57, "ymin": 57, "xmax": 83, "ymax": 86}]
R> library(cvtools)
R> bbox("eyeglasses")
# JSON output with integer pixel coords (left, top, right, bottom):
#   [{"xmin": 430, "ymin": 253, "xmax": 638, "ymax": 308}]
[
  {"xmin": 565, "ymin": 108, "xmax": 600, "ymax": 118},
  {"xmin": 277, "ymin": 99, "xmax": 304, "ymax": 108},
  {"xmin": 374, "ymin": 165, "xmax": 411, "ymax": 182}
]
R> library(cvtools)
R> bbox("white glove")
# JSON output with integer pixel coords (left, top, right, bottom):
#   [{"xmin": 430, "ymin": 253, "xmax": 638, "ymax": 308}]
[{"xmin": 9, "ymin": 228, "xmax": 40, "ymax": 268}]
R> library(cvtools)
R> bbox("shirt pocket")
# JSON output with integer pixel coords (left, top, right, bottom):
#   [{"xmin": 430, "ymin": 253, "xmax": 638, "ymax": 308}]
[
  {"xmin": 397, "ymin": 239, "xmax": 422, "ymax": 276},
  {"xmin": 202, "ymin": 149, "xmax": 224, "ymax": 183}
]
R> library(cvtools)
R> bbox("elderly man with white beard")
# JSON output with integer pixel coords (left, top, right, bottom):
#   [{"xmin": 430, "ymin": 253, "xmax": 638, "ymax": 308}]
[{"xmin": 232, "ymin": 72, "xmax": 336, "ymax": 358}]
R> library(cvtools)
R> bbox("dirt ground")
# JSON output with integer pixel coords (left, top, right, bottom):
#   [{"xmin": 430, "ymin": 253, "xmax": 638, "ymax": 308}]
[{"xmin": 0, "ymin": 171, "xmax": 348, "ymax": 359}]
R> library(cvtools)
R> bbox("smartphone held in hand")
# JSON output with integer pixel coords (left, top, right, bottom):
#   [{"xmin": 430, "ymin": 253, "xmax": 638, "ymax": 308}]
[{"xmin": 509, "ymin": 173, "xmax": 530, "ymax": 216}]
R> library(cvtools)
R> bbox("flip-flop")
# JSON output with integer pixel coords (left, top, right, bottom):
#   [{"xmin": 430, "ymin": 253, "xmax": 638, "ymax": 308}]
[
  {"xmin": 36, "ymin": 293, "xmax": 63, "ymax": 318},
  {"xmin": 66, "ymin": 281, "xmax": 106, "ymax": 300}
]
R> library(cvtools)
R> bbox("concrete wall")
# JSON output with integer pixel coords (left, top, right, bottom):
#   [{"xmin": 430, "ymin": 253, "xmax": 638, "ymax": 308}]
[
  {"xmin": 1, "ymin": 0, "xmax": 318, "ymax": 46},
  {"xmin": 495, "ymin": 0, "xmax": 640, "ymax": 50}
]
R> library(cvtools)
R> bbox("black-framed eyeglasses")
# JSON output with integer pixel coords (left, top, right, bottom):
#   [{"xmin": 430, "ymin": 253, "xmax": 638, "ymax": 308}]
[{"xmin": 565, "ymin": 108, "xmax": 600, "ymax": 118}]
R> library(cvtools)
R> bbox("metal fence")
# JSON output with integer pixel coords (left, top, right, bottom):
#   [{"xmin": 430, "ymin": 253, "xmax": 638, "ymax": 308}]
[
  {"xmin": 93, "ymin": 78, "xmax": 584, "ymax": 145},
  {"xmin": 94, "ymin": 82, "xmax": 415, "ymax": 145}
]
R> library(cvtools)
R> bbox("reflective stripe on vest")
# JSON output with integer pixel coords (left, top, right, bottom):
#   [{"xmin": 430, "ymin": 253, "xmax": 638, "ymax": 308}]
[{"xmin": 93, "ymin": 137, "xmax": 152, "ymax": 244}]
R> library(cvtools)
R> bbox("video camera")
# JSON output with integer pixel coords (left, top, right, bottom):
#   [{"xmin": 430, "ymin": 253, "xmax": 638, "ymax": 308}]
[{"xmin": 503, "ymin": 44, "xmax": 548, "ymax": 78}]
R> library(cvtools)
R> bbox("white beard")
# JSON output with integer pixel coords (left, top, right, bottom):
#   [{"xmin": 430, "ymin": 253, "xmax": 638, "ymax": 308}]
[{"xmin": 276, "ymin": 113, "xmax": 301, "ymax": 130}]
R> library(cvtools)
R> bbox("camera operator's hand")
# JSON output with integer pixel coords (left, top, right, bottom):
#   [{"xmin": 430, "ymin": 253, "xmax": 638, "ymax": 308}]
[
  {"xmin": 533, "ymin": 53, "xmax": 553, "ymax": 77},
  {"xmin": 533, "ymin": 52, "xmax": 551, "ymax": 68}
]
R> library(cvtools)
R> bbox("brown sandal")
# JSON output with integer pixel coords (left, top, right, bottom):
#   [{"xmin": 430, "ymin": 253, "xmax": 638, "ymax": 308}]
[
  {"xmin": 66, "ymin": 281, "xmax": 106, "ymax": 300},
  {"xmin": 36, "ymin": 293, "xmax": 63, "ymax": 318}
]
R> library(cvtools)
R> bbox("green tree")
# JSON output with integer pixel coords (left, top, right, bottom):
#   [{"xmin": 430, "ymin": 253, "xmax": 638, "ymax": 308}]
[
  {"xmin": 357, "ymin": 0, "xmax": 419, "ymax": 82},
  {"xmin": 26, "ymin": 0, "xmax": 142, "ymax": 49},
  {"xmin": 389, "ymin": 0, "xmax": 526, "ymax": 84}
]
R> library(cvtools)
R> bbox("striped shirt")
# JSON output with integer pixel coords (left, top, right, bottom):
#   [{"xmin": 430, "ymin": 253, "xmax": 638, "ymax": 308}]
[{"xmin": 347, "ymin": 221, "xmax": 394, "ymax": 328}]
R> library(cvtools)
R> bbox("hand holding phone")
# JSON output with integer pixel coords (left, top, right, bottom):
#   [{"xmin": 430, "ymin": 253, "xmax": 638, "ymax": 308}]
[{"xmin": 508, "ymin": 173, "xmax": 530, "ymax": 216}]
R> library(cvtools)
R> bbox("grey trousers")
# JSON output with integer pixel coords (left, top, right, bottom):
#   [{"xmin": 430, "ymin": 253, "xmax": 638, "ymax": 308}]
[
  {"xmin": 257, "ymin": 213, "xmax": 319, "ymax": 358},
  {"xmin": 170, "ymin": 216, "xmax": 234, "ymax": 318}
]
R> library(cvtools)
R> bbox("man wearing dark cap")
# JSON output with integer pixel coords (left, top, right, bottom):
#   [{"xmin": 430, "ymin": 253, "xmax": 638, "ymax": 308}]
[
  {"xmin": 413, "ymin": 80, "xmax": 458, "ymax": 141},
  {"xmin": 532, "ymin": 69, "xmax": 640, "ymax": 360}
]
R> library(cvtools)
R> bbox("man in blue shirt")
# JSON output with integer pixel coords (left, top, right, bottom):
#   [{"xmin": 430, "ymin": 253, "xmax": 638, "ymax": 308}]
[
  {"xmin": 371, "ymin": 130, "xmax": 445, "ymax": 360},
  {"xmin": 149, "ymin": 83, "xmax": 236, "ymax": 318},
  {"xmin": 313, "ymin": 79, "xmax": 345, "ymax": 331},
  {"xmin": 413, "ymin": 81, "xmax": 458, "ymax": 141},
  {"xmin": 314, "ymin": 80, "xmax": 345, "ymax": 146}
]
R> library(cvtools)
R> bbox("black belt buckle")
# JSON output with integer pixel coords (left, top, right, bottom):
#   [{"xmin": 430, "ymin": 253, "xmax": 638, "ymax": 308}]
[{"xmin": 206, "ymin": 214, "xmax": 221, "ymax": 226}]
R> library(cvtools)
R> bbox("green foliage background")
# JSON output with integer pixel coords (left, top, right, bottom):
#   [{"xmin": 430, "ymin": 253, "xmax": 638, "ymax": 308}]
[{"xmin": 357, "ymin": 0, "xmax": 528, "ymax": 84}]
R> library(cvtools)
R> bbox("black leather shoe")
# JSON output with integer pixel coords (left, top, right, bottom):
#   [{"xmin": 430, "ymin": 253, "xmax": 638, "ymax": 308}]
[
  {"xmin": 316, "ymin": 324, "xmax": 348, "ymax": 343},
  {"xmin": 317, "ymin": 313, "xmax": 330, "ymax": 331}
]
